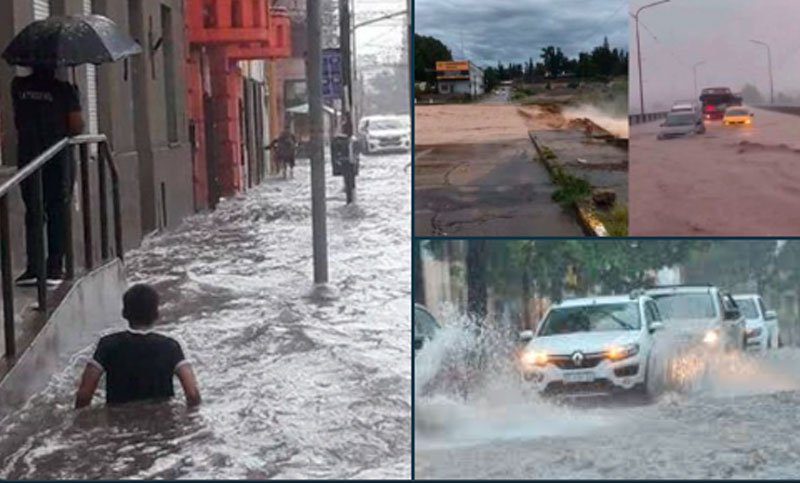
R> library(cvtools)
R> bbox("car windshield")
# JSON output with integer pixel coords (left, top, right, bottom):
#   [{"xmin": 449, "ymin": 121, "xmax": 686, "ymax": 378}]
[
  {"xmin": 664, "ymin": 113, "xmax": 696, "ymax": 126},
  {"xmin": 727, "ymin": 109, "xmax": 748, "ymax": 116},
  {"xmin": 735, "ymin": 299, "xmax": 759, "ymax": 319},
  {"xmin": 650, "ymin": 292, "xmax": 717, "ymax": 319},
  {"xmin": 414, "ymin": 307, "xmax": 440, "ymax": 339},
  {"xmin": 370, "ymin": 120, "xmax": 403, "ymax": 130},
  {"xmin": 538, "ymin": 302, "xmax": 641, "ymax": 336}
]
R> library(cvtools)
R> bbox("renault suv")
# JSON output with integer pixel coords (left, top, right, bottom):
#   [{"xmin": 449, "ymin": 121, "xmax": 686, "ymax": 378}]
[{"xmin": 518, "ymin": 292, "xmax": 665, "ymax": 398}]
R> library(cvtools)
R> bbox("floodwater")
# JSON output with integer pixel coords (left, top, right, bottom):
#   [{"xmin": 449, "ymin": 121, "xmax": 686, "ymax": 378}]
[
  {"xmin": 415, "ymin": 320, "xmax": 800, "ymax": 479},
  {"xmin": 0, "ymin": 152, "xmax": 411, "ymax": 479}
]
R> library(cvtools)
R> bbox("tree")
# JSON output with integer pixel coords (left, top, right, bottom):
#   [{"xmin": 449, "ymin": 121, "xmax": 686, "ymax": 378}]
[
  {"xmin": 414, "ymin": 34, "xmax": 452, "ymax": 84},
  {"xmin": 467, "ymin": 240, "xmax": 488, "ymax": 320},
  {"xmin": 540, "ymin": 46, "xmax": 567, "ymax": 77}
]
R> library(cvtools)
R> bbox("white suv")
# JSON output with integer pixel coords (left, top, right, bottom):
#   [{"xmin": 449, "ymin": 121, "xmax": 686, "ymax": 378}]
[
  {"xmin": 733, "ymin": 294, "xmax": 781, "ymax": 350},
  {"xmin": 645, "ymin": 285, "xmax": 746, "ymax": 352},
  {"xmin": 518, "ymin": 293, "xmax": 664, "ymax": 398}
]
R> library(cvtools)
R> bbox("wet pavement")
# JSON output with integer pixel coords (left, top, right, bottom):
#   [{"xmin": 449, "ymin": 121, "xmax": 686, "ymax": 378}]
[{"xmin": 0, "ymin": 152, "xmax": 411, "ymax": 479}]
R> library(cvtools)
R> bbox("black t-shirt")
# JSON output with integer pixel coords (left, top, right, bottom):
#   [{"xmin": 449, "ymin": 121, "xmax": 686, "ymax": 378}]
[
  {"xmin": 11, "ymin": 74, "xmax": 81, "ymax": 166},
  {"xmin": 91, "ymin": 329, "xmax": 187, "ymax": 405}
]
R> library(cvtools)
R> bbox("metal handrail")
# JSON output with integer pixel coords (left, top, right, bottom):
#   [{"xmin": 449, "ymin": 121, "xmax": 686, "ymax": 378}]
[{"xmin": 1, "ymin": 134, "xmax": 123, "ymax": 360}]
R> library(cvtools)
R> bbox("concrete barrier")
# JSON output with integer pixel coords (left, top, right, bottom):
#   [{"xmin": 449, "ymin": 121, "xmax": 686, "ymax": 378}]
[
  {"xmin": 629, "ymin": 111, "xmax": 669, "ymax": 125},
  {"xmin": 752, "ymin": 105, "xmax": 800, "ymax": 117},
  {"xmin": 0, "ymin": 259, "xmax": 127, "ymax": 419}
]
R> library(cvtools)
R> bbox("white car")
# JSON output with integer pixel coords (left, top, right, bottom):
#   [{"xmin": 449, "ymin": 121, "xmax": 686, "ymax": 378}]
[
  {"xmin": 518, "ymin": 293, "xmax": 664, "ymax": 398},
  {"xmin": 357, "ymin": 115, "xmax": 410, "ymax": 155},
  {"xmin": 645, "ymin": 285, "xmax": 746, "ymax": 353},
  {"xmin": 733, "ymin": 294, "xmax": 781, "ymax": 350}
]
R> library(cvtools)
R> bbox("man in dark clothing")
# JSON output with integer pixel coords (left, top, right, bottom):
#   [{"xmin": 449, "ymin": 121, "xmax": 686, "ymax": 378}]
[
  {"xmin": 268, "ymin": 128, "xmax": 297, "ymax": 179},
  {"xmin": 74, "ymin": 284, "xmax": 201, "ymax": 408},
  {"xmin": 11, "ymin": 67, "xmax": 84, "ymax": 285}
]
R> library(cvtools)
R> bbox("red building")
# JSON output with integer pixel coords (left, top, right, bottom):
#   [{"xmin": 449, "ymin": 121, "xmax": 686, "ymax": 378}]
[{"xmin": 185, "ymin": 0, "xmax": 291, "ymax": 209}]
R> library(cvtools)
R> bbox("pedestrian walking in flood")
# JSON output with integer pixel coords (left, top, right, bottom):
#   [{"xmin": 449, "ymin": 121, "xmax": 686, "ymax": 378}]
[
  {"xmin": 11, "ymin": 67, "xmax": 83, "ymax": 285},
  {"xmin": 268, "ymin": 127, "xmax": 298, "ymax": 179},
  {"xmin": 74, "ymin": 284, "xmax": 201, "ymax": 408}
]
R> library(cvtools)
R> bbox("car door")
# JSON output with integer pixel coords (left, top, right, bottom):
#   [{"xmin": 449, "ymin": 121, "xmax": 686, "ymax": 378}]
[
  {"xmin": 756, "ymin": 296, "xmax": 778, "ymax": 344},
  {"xmin": 721, "ymin": 293, "xmax": 745, "ymax": 348}
]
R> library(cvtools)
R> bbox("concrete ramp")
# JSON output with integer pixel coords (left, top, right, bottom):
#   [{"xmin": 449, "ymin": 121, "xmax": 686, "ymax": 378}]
[{"xmin": 0, "ymin": 260, "xmax": 127, "ymax": 419}]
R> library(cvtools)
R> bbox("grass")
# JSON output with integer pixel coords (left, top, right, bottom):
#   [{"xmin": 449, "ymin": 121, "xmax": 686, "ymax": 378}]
[
  {"xmin": 536, "ymin": 147, "xmax": 592, "ymax": 206},
  {"xmin": 595, "ymin": 203, "xmax": 629, "ymax": 236}
]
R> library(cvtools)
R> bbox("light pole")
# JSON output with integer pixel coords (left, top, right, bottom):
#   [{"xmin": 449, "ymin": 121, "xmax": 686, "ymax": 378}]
[
  {"xmin": 693, "ymin": 60, "xmax": 705, "ymax": 100},
  {"xmin": 750, "ymin": 39, "xmax": 774, "ymax": 104},
  {"xmin": 632, "ymin": 0, "xmax": 670, "ymax": 116}
]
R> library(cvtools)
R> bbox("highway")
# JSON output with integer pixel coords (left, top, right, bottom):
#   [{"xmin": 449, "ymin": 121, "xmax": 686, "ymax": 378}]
[{"xmin": 630, "ymin": 107, "xmax": 800, "ymax": 235}]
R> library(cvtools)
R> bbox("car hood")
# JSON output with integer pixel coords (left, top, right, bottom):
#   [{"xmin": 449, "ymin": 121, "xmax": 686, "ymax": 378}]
[
  {"xmin": 367, "ymin": 129, "xmax": 407, "ymax": 138},
  {"xmin": 660, "ymin": 124, "xmax": 695, "ymax": 135},
  {"xmin": 663, "ymin": 317, "xmax": 719, "ymax": 334},
  {"xmin": 745, "ymin": 319, "xmax": 766, "ymax": 330},
  {"xmin": 526, "ymin": 331, "xmax": 641, "ymax": 355}
]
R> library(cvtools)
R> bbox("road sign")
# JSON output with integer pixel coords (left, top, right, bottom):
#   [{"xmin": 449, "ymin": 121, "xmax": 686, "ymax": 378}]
[{"xmin": 322, "ymin": 48, "xmax": 344, "ymax": 100}]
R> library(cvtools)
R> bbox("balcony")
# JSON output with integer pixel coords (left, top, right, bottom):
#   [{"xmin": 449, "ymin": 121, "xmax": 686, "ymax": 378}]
[{"xmin": 187, "ymin": 0, "xmax": 291, "ymax": 58}]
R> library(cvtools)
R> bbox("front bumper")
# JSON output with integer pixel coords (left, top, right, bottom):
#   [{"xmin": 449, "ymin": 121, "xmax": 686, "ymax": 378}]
[
  {"xmin": 367, "ymin": 137, "xmax": 411, "ymax": 153},
  {"xmin": 521, "ymin": 354, "xmax": 646, "ymax": 397},
  {"xmin": 746, "ymin": 331, "xmax": 767, "ymax": 351}
]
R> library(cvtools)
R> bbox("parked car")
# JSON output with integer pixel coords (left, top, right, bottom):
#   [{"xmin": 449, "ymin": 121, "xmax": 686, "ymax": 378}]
[
  {"xmin": 357, "ymin": 115, "xmax": 410, "ymax": 155},
  {"xmin": 645, "ymin": 285, "xmax": 746, "ymax": 353},
  {"xmin": 517, "ymin": 292, "xmax": 665, "ymax": 399},
  {"xmin": 733, "ymin": 294, "xmax": 781, "ymax": 350},
  {"xmin": 723, "ymin": 106, "xmax": 754, "ymax": 126},
  {"xmin": 657, "ymin": 111, "xmax": 706, "ymax": 139}
]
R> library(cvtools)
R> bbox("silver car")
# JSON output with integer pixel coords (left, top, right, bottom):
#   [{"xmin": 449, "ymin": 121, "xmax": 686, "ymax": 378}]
[{"xmin": 657, "ymin": 111, "xmax": 706, "ymax": 140}]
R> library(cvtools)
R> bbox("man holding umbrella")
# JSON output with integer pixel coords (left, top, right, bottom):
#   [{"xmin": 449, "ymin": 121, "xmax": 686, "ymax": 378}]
[
  {"xmin": 11, "ymin": 67, "xmax": 83, "ymax": 284},
  {"xmin": 2, "ymin": 14, "xmax": 141, "ymax": 284}
]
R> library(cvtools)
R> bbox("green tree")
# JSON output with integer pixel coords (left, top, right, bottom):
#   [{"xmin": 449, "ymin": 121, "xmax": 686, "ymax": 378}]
[{"xmin": 414, "ymin": 34, "xmax": 452, "ymax": 84}]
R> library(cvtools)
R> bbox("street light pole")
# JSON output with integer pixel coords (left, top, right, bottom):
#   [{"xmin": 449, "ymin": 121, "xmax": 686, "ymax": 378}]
[
  {"xmin": 693, "ymin": 60, "xmax": 705, "ymax": 100},
  {"xmin": 307, "ymin": 0, "xmax": 328, "ymax": 285},
  {"xmin": 632, "ymin": 0, "xmax": 670, "ymax": 116},
  {"xmin": 750, "ymin": 39, "xmax": 774, "ymax": 104}
]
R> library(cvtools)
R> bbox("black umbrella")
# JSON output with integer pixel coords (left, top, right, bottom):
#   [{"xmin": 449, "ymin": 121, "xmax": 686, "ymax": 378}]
[{"xmin": 1, "ymin": 14, "xmax": 142, "ymax": 67}]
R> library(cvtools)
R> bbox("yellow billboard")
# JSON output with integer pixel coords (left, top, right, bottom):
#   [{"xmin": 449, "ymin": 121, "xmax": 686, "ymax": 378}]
[{"xmin": 435, "ymin": 60, "xmax": 469, "ymax": 72}]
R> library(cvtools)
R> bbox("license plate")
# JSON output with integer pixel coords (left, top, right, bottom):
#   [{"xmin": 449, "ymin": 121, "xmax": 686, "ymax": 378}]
[{"xmin": 564, "ymin": 371, "xmax": 595, "ymax": 383}]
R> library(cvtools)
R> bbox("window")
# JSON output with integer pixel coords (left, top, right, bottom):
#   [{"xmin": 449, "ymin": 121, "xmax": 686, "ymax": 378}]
[
  {"xmin": 161, "ymin": 4, "xmax": 178, "ymax": 143},
  {"xmin": 252, "ymin": 0, "xmax": 261, "ymax": 27},
  {"xmin": 202, "ymin": 0, "xmax": 216, "ymax": 27},
  {"xmin": 231, "ymin": 0, "xmax": 243, "ymax": 28}
]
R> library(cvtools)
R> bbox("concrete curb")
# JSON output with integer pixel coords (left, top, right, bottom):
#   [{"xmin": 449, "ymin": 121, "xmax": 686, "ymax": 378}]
[{"xmin": 528, "ymin": 132, "xmax": 610, "ymax": 237}]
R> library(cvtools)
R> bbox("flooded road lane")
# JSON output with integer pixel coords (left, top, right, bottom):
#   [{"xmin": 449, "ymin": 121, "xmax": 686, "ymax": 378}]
[{"xmin": 0, "ymin": 152, "xmax": 411, "ymax": 479}]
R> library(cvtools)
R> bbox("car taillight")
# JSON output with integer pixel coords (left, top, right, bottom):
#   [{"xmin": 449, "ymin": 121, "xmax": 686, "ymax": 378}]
[{"xmin": 705, "ymin": 104, "xmax": 714, "ymax": 112}]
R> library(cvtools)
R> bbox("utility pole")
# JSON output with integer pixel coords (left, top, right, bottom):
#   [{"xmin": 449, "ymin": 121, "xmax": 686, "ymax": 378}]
[
  {"xmin": 307, "ymin": 0, "xmax": 328, "ymax": 285},
  {"xmin": 408, "ymin": 0, "xmax": 412, "ymax": 116},
  {"xmin": 750, "ymin": 39, "xmax": 774, "ymax": 104},
  {"xmin": 632, "ymin": 0, "xmax": 670, "ymax": 116},
  {"xmin": 339, "ymin": 0, "xmax": 353, "ymax": 137}
]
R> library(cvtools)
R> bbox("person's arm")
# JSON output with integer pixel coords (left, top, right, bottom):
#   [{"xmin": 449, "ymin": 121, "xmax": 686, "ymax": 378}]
[
  {"xmin": 175, "ymin": 363, "xmax": 201, "ymax": 407},
  {"xmin": 65, "ymin": 84, "xmax": 84, "ymax": 135},
  {"xmin": 74, "ymin": 363, "xmax": 103, "ymax": 409}
]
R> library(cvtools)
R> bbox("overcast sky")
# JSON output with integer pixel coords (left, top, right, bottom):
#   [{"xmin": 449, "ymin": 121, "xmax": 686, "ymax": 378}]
[
  {"xmin": 415, "ymin": 0, "xmax": 628, "ymax": 68},
  {"xmin": 629, "ymin": 0, "xmax": 800, "ymax": 113}
]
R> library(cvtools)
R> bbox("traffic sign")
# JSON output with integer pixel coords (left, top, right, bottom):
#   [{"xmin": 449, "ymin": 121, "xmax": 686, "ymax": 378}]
[{"xmin": 322, "ymin": 48, "xmax": 344, "ymax": 100}]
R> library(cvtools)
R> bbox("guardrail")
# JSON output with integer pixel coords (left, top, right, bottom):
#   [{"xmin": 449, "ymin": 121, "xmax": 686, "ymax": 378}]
[
  {"xmin": 629, "ymin": 111, "xmax": 669, "ymax": 125},
  {"xmin": 752, "ymin": 105, "xmax": 800, "ymax": 117},
  {"xmin": 1, "ymin": 134, "xmax": 122, "ymax": 359}
]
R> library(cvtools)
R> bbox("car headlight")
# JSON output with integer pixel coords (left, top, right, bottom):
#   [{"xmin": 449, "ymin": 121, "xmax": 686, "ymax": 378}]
[
  {"xmin": 521, "ymin": 350, "xmax": 548, "ymax": 367},
  {"xmin": 747, "ymin": 327, "xmax": 762, "ymax": 338},
  {"xmin": 703, "ymin": 329, "xmax": 719, "ymax": 345},
  {"xmin": 607, "ymin": 343, "xmax": 639, "ymax": 361}
]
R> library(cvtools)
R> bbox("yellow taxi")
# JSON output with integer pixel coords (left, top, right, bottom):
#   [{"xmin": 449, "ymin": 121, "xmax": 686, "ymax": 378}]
[{"xmin": 723, "ymin": 106, "xmax": 754, "ymax": 126}]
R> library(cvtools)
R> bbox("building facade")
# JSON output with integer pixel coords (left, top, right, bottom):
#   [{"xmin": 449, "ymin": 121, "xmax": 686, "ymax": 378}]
[
  {"xmin": 184, "ymin": 0, "xmax": 291, "ymax": 207},
  {"xmin": 435, "ymin": 60, "xmax": 484, "ymax": 97}
]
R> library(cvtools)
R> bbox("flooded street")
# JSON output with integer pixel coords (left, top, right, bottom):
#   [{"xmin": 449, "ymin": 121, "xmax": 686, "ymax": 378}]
[
  {"xmin": 0, "ymin": 153, "xmax": 411, "ymax": 479},
  {"xmin": 415, "ymin": 324, "xmax": 800, "ymax": 479}
]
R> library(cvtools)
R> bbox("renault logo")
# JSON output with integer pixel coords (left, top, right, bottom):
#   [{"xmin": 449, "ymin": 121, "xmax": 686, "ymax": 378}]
[{"xmin": 572, "ymin": 351, "xmax": 585, "ymax": 366}]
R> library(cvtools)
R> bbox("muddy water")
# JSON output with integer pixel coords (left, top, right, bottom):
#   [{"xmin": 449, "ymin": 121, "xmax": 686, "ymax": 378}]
[{"xmin": 0, "ymin": 153, "xmax": 411, "ymax": 479}]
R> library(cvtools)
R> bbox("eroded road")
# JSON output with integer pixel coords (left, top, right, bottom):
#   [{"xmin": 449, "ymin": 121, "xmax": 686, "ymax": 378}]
[
  {"xmin": 414, "ymin": 104, "xmax": 583, "ymax": 237},
  {"xmin": 630, "ymin": 107, "xmax": 800, "ymax": 235}
]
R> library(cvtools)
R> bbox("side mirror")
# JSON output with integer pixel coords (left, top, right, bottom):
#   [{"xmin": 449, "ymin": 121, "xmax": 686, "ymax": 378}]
[
  {"xmin": 765, "ymin": 310, "xmax": 777, "ymax": 320},
  {"xmin": 414, "ymin": 337, "xmax": 424, "ymax": 350},
  {"xmin": 724, "ymin": 308, "xmax": 741, "ymax": 321},
  {"xmin": 519, "ymin": 330, "xmax": 535, "ymax": 342},
  {"xmin": 649, "ymin": 321, "xmax": 665, "ymax": 333}
]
